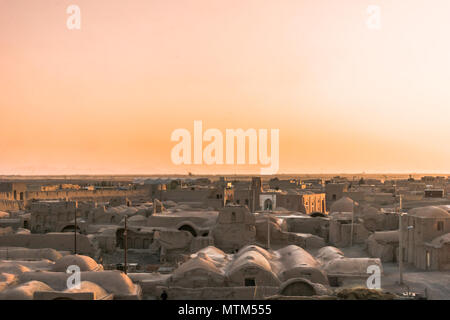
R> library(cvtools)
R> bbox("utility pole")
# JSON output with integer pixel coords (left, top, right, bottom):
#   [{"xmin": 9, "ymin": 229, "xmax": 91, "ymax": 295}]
[
  {"xmin": 398, "ymin": 194, "xmax": 405, "ymax": 285},
  {"xmin": 267, "ymin": 216, "xmax": 270, "ymax": 249},
  {"xmin": 74, "ymin": 201, "xmax": 78, "ymax": 255},
  {"xmin": 252, "ymin": 182, "xmax": 256, "ymax": 214},
  {"xmin": 124, "ymin": 215, "xmax": 128, "ymax": 274},
  {"xmin": 399, "ymin": 212, "xmax": 404, "ymax": 285},
  {"xmin": 350, "ymin": 201, "xmax": 354, "ymax": 247},
  {"xmin": 223, "ymin": 187, "xmax": 226, "ymax": 207},
  {"xmin": 247, "ymin": 186, "xmax": 251, "ymax": 211}
]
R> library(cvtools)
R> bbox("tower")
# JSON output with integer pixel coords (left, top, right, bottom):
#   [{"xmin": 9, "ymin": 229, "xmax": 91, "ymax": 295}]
[{"xmin": 250, "ymin": 177, "xmax": 262, "ymax": 212}]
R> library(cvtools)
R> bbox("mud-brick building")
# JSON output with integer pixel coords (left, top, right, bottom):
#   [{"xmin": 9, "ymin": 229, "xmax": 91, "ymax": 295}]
[
  {"xmin": 259, "ymin": 190, "xmax": 326, "ymax": 214},
  {"xmin": 402, "ymin": 206, "xmax": 450, "ymax": 271}
]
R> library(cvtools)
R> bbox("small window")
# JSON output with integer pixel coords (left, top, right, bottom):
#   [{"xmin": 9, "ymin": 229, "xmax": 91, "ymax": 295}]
[
  {"xmin": 244, "ymin": 278, "xmax": 256, "ymax": 287},
  {"xmin": 437, "ymin": 221, "xmax": 444, "ymax": 231}
]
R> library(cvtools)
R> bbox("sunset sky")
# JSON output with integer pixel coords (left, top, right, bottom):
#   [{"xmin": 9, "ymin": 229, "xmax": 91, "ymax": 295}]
[{"xmin": 1, "ymin": 0, "xmax": 449, "ymax": 175}]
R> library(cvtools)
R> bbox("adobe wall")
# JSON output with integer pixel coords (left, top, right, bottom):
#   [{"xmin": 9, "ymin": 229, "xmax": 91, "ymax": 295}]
[
  {"xmin": 0, "ymin": 233, "xmax": 99, "ymax": 257},
  {"xmin": 25, "ymin": 188, "xmax": 148, "ymax": 202},
  {"xmin": 286, "ymin": 217, "xmax": 329, "ymax": 240},
  {"xmin": 0, "ymin": 200, "xmax": 23, "ymax": 211},
  {"xmin": 212, "ymin": 207, "xmax": 256, "ymax": 252},
  {"xmin": 160, "ymin": 190, "xmax": 211, "ymax": 202},
  {"xmin": 326, "ymin": 184, "xmax": 348, "ymax": 202},
  {"xmin": 154, "ymin": 286, "xmax": 279, "ymax": 300},
  {"xmin": 403, "ymin": 215, "xmax": 450, "ymax": 269}
]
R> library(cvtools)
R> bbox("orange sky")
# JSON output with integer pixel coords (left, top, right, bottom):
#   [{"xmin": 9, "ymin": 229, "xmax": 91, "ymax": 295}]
[{"xmin": 0, "ymin": 0, "xmax": 449, "ymax": 175}]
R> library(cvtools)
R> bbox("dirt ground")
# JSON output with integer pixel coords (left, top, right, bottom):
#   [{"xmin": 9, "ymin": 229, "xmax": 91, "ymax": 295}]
[{"xmin": 339, "ymin": 244, "xmax": 450, "ymax": 300}]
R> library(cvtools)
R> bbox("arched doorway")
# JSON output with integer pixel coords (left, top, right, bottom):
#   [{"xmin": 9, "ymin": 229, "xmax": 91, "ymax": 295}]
[
  {"xmin": 264, "ymin": 199, "xmax": 273, "ymax": 211},
  {"xmin": 280, "ymin": 279, "xmax": 317, "ymax": 297},
  {"xmin": 178, "ymin": 224, "xmax": 197, "ymax": 237},
  {"xmin": 61, "ymin": 225, "xmax": 81, "ymax": 233}
]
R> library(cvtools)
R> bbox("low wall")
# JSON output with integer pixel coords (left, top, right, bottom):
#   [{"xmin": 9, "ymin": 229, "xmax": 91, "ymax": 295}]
[
  {"xmin": 25, "ymin": 188, "xmax": 149, "ymax": 202},
  {"xmin": 0, "ymin": 233, "xmax": 99, "ymax": 257},
  {"xmin": 0, "ymin": 200, "xmax": 23, "ymax": 211},
  {"xmin": 161, "ymin": 190, "xmax": 211, "ymax": 202},
  {"xmin": 154, "ymin": 286, "xmax": 279, "ymax": 300}
]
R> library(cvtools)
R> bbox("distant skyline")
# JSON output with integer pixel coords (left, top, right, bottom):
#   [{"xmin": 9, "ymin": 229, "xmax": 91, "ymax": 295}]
[{"xmin": 1, "ymin": 0, "xmax": 450, "ymax": 175}]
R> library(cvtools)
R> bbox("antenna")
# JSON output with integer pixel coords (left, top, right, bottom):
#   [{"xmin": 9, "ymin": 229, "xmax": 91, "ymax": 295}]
[
  {"xmin": 124, "ymin": 215, "xmax": 128, "ymax": 274},
  {"xmin": 74, "ymin": 200, "xmax": 78, "ymax": 255}
]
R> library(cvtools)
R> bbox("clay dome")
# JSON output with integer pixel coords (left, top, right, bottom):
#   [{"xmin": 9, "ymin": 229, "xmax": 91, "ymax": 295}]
[
  {"xmin": 330, "ymin": 197, "xmax": 357, "ymax": 213},
  {"xmin": 64, "ymin": 280, "xmax": 109, "ymax": 299},
  {"xmin": 126, "ymin": 215, "xmax": 148, "ymax": 225},
  {"xmin": 0, "ymin": 262, "xmax": 31, "ymax": 274},
  {"xmin": 0, "ymin": 281, "xmax": 52, "ymax": 300},
  {"xmin": 18, "ymin": 270, "xmax": 138, "ymax": 296},
  {"xmin": 316, "ymin": 246, "xmax": 345, "ymax": 264},
  {"xmin": 429, "ymin": 233, "xmax": 450, "ymax": 248},
  {"xmin": 15, "ymin": 228, "xmax": 31, "ymax": 235},
  {"xmin": 0, "ymin": 211, "xmax": 10, "ymax": 219},
  {"xmin": 52, "ymin": 254, "xmax": 103, "ymax": 272},
  {"xmin": 362, "ymin": 206, "xmax": 380, "ymax": 216},
  {"xmin": 173, "ymin": 255, "xmax": 224, "ymax": 277},
  {"xmin": 408, "ymin": 206, "xmax": 450, "ymax": 218},
  {"xmin": 81, "ymin": 271, "xmax": 137, "ymax": 295}
]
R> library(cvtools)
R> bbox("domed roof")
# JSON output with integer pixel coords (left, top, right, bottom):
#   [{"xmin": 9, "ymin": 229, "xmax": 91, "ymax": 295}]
[
  {"xmin": 128, "ymin": 214, "xmax": 146, "ymax": 220},
  {"xmin": 64, "ymin": 281, "xmax": 109, "ymax": 298},
  {"xmin": 316, "ymin": 246, "xmax": 345, "ymax": 264},
  {"xmin": 52, "ymin": 255, "xmax": 102, "ymax": 272},
  {"xmin": 428, "ymin": 233, "xmax": 450, "ymax": 248},
  {"xmin": 173, "ymin": 255, "xmax": 224, "ymax": 277},
  {"xmin": 0, "ymin": 281, "xmax": 52, "ymax": 300},
  {"xmin": 15, "ymin": 228, "xmax": 31, "ymax": 235},
  {"xmin": 362, "ymin": 206, "xmax": 380, "ymax": 216},
  {"xmin": 276, "ymin": 245, "xmax": 320, "ymax": 270},
  {"xmin": 227, "ymin": 250, "xmax": 273, "ymax": 275},
  {"xmin": 81, "ymin": 271, "xmax": 137, "ymax": 295},
  {"xmin": 408, "ymin": 206, "xmax": 450, "ymax": 218},
  {"xmin": 196, "ymin": 246, "xmax": 228, "ymax": 265},
  {"xmin": 0, "ymin": 272, "xmax": 16, "ymax": 283},
  {"xmin": 236, "ymin": 245, "xmax": 273, "ymax": 260},
  {"xmin": 18, "ymin": 270, "xmax": 137, "ymax": 295},
  {"xmin": 0, "ymin": 262, "xmax": 31, "ymax": 274},
  {"xmin": 330, "ymin": 197, "xmax": 356, "ymax": 213},
  {"xmin": 0, "ymin": 211, "xmax": 10, "ymax": 219},
  {"xmin": 126, "ymin": 215, "xmax": 148, "ymax": 224}
]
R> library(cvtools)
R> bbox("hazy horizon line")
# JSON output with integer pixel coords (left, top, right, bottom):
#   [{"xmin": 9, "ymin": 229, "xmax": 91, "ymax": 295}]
[{"xmin": 1, "ymin": 172, "xmax": 449, "ymax": 178}]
